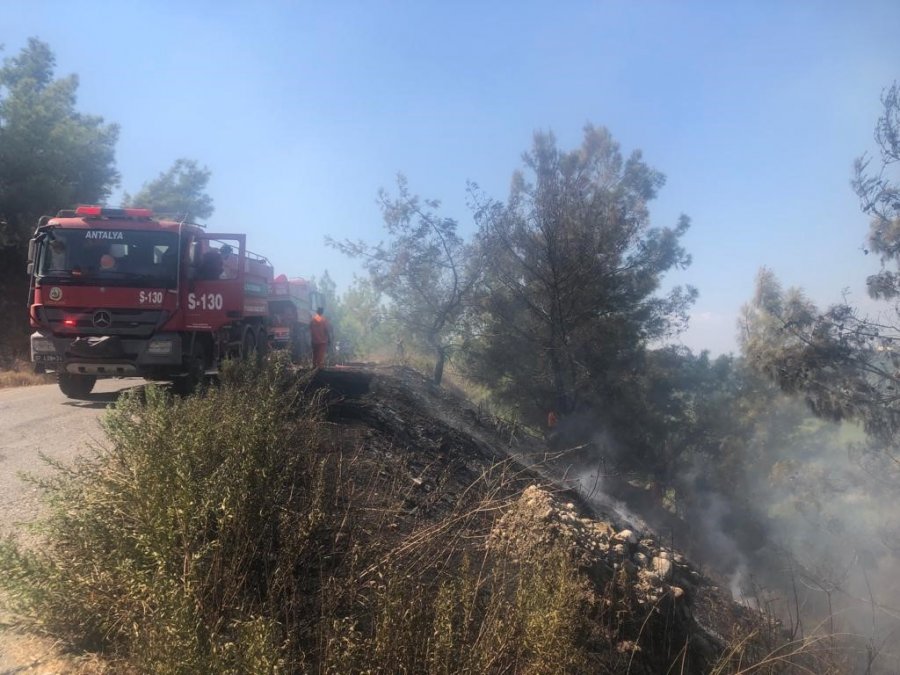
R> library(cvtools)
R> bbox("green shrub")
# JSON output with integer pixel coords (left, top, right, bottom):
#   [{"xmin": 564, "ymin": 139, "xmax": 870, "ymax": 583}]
[{"xmin": 1, "ymin": 354, "xmax": 326, "ymax": 673}]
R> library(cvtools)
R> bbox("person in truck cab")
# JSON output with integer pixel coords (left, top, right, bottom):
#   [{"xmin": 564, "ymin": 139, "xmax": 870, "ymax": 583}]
[
  {"xmin": 220, "ymin": 244, "xmax": 239, "ymax": 279},
  {"xmin": 198, "ymin": 248, "xmax": 224, "ymax": 280}
]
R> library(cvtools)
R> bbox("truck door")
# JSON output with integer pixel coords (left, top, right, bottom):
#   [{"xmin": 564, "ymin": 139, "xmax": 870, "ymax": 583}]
[{"xmin": 184, "ymin": 233, "xmax": 246, "ymax": 331}]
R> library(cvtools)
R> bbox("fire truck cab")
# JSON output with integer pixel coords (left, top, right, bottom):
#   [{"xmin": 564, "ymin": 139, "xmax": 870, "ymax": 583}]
[{"xmin": 27, "ymin": 206, "xmax": 273, "ymax": 398}]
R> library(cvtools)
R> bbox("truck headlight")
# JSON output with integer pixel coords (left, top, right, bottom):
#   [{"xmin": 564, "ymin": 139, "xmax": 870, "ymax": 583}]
[
  {"xmin": 147, "ymin": 339, "xmax": 174, "ymax": 355},
  {"xmin": 31, "ymin": 337, "xmax": 56, "ymax": 353}
]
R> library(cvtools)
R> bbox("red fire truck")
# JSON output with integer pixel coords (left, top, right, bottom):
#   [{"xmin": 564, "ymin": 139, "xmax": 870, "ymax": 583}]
[{"xmin": 27, "ymin": 206, "xmax": 275, "ymax": 398}]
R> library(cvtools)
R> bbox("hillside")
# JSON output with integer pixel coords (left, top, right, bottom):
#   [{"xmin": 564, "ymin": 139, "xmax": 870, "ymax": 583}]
[
  {"xmin": 309, "ymin": 364, "xmax": 778, "ymax": 671},
  {"xmin": 1, "ymin": 362, "xmax": 803, "ymax": 673}
]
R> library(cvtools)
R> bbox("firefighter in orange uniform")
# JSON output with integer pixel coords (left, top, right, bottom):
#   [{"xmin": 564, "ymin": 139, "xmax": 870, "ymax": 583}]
[{"xmin": 309, "ymin": 307, "xmax": 331, "ymax": 368}]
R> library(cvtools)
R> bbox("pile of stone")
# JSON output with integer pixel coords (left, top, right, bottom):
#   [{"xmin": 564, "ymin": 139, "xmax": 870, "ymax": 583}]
[{"xmin": 489, "ymin": 485, "xmax": 704, "ymax": 606}]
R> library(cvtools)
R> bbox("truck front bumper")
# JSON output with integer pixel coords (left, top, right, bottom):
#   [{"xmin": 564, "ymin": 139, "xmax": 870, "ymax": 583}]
[{"xmin": 31, "ymin": 331, "xmax": 184, "ymax": 377}]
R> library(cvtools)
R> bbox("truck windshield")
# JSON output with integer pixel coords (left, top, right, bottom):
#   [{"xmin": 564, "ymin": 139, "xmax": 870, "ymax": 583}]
[{"xmin": 36, "ymin": 228, "xmax": 179, "ymax": 288}]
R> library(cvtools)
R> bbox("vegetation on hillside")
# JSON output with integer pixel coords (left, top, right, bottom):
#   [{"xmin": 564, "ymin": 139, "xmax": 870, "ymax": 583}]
[
  {"xmin": 0, "ymin": 356, "xmax": 811, "ymax": 673},
  {"xmin": 329, "ymin": 175, "xmax": 481, "ymax": 385},
  {"xmin": 331, "ymin": 84, "xmax": 900, "ymax": 668}
]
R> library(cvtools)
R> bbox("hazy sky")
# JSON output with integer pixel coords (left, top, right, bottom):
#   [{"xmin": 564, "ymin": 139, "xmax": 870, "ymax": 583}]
[{"xmin": 3, "ymin": 1, "xmax": 898, "ymax": 354}]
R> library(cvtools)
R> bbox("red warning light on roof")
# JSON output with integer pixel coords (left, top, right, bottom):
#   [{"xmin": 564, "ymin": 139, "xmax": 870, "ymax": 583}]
[{"xmin": 75, "ymin": 206, "xmax": 153, "ymax": 218}]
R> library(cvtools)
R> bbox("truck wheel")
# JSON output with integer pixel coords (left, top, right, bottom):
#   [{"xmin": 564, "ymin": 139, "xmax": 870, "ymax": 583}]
[
  {"xmin": 290, "ymin": 325, "xmax": 303, "ymax": 362},
  {"xmin": 256, "ymin": 326, "xmax": 268, "ymax": 358},
  {"xmin": 58, "ymin": 373, "xmax": 97, "ymax": 399},
  {"xmin": 242, "ymin": 328, "xmax": 257, "ymax": 360},
  {"xmin": 173, "ymin": 341, "xmax": 205, "ymax": 396}
]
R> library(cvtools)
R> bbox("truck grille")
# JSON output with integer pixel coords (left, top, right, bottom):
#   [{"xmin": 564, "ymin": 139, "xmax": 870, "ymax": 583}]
[{"xmin": 42, "ymin": 307, "xmax": 167, "ymax": 338}]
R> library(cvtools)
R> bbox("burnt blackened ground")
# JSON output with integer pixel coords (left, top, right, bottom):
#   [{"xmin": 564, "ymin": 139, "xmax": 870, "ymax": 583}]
[{"xmin": 307, "ymin": 364, "xmax": 782, "ymax": 672}]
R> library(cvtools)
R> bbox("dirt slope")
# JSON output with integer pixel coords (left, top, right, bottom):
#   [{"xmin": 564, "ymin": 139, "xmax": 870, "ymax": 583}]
[{"xmin": 315, "ymin": 365, "xmax": 769, "ymax": 668}]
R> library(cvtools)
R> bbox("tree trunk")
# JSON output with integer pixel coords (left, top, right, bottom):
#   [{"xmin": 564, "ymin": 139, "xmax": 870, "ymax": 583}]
[
  {"xmin": 547, "ymin": 333, "xmax": 574, "ymax": 414},
  {"xmin": 432, "ymin": 347, "xmax": 446, "ymax": 386}
]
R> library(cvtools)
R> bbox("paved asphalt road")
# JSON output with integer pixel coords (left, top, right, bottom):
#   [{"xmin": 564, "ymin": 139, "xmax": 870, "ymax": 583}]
[{"xmin": 0, "ymin": 378, "xmax": 142, "ymax": 539}]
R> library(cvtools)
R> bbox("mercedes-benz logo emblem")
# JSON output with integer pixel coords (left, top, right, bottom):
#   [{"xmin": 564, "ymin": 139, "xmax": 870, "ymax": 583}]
[{"xmin": 93, "ymin": 310, "xmax": 112, "ymax": 328}]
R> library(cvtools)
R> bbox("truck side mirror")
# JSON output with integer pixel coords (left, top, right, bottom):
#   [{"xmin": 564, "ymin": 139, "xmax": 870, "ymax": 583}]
[
  {"xmin": 27, "ymin": 238, "xmax": 36, "ymax": 265},
  {"xmin": 26, "ymin": 262, "xmax": 34, "ymax": 276}
]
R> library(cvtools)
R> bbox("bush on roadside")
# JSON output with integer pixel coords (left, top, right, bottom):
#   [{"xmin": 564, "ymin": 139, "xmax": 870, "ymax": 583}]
[{"xmin": 0, "ymin": 354, "xmax": 329, "ymax": 672}]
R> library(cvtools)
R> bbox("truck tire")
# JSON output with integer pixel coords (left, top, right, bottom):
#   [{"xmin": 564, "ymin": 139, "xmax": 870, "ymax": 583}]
[
  {"xmin": 290, "ymin": 325, "xmax": 303, "ymax": 362},
  {"xmin": 256, "ymin": 326, "xmax": 268, "ymax": 358},
  {"xmin": 291, "ymin": 322, "xmax": 310, "ymax": 364},
  {"xmin": 242, "ymin": 327, "xmax": 257, "ymax": 360},
  {"xmin": 58, "ymin": 372, "xmax": 97, "ymax": 399},
  {"xmin": 172, "ymin": 341, "xmax": 206, "ymax": 396}
]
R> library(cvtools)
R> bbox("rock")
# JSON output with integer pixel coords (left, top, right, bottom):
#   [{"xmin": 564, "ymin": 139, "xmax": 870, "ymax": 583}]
[
  {"xmin": 633, "ymin": 552, "xmax": 648, "ymax": 566},
  {"xmin": 592, "ymin": 522, "xmax": 616, "ymax": 541},
  {"xmin": 614, "ymin": 529, "xmax": 637, "ymax": 544},
  {"xmin": 616, "ymin": 640, "xmax": 640, "ymax": 654},
  {"xmin": 637, "ymin": 568, "xmax": 660, "ymax": 589},
  {"xmin": 652, "ymin": 556, "xmax": 673, "ymax": 580},
  {"xmin": 613, "ymin": 543, "xmax": 626, "ymax": 555},
  {"xmin": 671, "ymin": 586, "xmax": 685, "ymax": 600}
]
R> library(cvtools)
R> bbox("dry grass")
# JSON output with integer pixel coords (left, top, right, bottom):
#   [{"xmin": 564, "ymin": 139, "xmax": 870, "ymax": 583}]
[
  {"xmin": 0, "ymin": 631, "xmax": 118, "ymax": 674},
  {"xmin": 710, "ymin": 630, "xmax": 854, "ymax": 674},
  {"xmin": 0, "ymin": 359, "xmax": 53, "ymax": 389}
]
